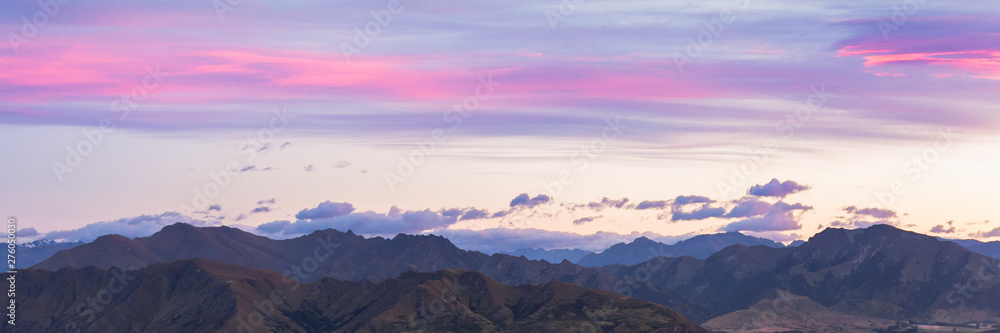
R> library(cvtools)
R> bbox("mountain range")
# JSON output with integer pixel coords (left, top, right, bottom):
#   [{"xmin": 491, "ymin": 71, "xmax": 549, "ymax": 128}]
[
  {"xmin": 33, "ymin": 223, "xmax": 714, "ymax": 322},
  {"xmin": 498, "ymin": 248, "xmax": 594, "ymax": 263},
  {"xmin": 600, "ymin": 225, "xmax": 1000, "ymax": 326},
  {"xmin": 19, "ymin": 259, "xmax": 708, "ymax": 332},
  {"xmin": 575, "ymin": 232, "xmax": 784, "ymax": 267},
  {"xmin": 16, "ymin": 239, "xmax": 85, "ymax": 268},
  {"xmin": 25, "ymin": 223, "xmax": 1000, "ymax": 331},
  {"xmin": 940, "ymin": 237, "xmax": 1000, "ymax": 260}
]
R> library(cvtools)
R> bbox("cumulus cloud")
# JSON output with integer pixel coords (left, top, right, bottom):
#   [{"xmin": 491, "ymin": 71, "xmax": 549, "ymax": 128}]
[
  {"xmin": 831, "ymin": 206, "xmax": 901, "ymax": 229},
  {"xmin": 969, "ymin": 227, "xmax": 1000, "ymax": 238},
  {"xmin": 931, "ymin": 225, "xmax": 956, "ymax": 233},
  {"xmin": 40, "ymin": 212, "xmax": 219, "ymax": 242},
  {"xmin": 671, "ymin": 204, "xmax": 726, "ymax": 221},
  {"xmin": 334, "ymin": 161, "xmax": 351, "ymax": 169},
  {"xmin": 257, "ymin": 198, "xmax": 276, "ymax": 205},
  {"xmin": 440, "ymin": 208, "xmax": 464, "ymax": 218},
  {"xmin": 279, "ymin": 142, "xmax": 291, "ymax": 150},
  {"xmin": 723, "ymin": 196, "xmax": 773, "ymax": 218},
  {"xmin": 294, "ymin": 201, "xmax": 355, "ymax": 220},
  {"xmin": 250, "ymin": 206, "xmax": 271, "ymax": 214},
  {"xmin": 208, "ymin": 204, "xmax": 222, "ymax": 212},
  {"xmin": 641, "ymin": 195, "xmax": 724, "ymax": 221},
  {"xmin": 573, "ymin": 216, "xmax": 600, "ymax": 225},
  {"xmin": 304, "ymin": 165, "xmax": 314, "ymax": 172},
  {"xmin": 578, "ymin": 197, "xmax": 629, "ymax": 211},
  {"xmin": 720, "ymin": 201, "xmax": 813, "ymax": 232},
  {"xmin": 722, "ymin": 212, "xmax": 799, "ymax": 232},
  {"xmin": 509, "ymin": 193, "xmax": 551, "ymax": 208},
  {"xmin": 438, "ymin": 207, "xmax": 494, "ymax": 221},
  {"xmin": 256, "ymin": 220, "xmax": 291, "ymax": 234},
  {"xmin": 845, "ymin": 206, "xmax": 897, "ymax": 219},
  {"xmin": 747, "ymin": 179, "xmax": 810, "ymax": 198},
  {"xmin": 674, "ymin": 195, "xmax": 714, "ymax": 206},
  {"xmin": 261, "ymin": 208, "xmax": 460, "ymax": 236},
  {"xmin": 635, "ymin": 200, "xmax": 668, "ymax": 210},
  {"xmin": 459, "ymin": 208, "xmax": 490, "ymax": 221}
]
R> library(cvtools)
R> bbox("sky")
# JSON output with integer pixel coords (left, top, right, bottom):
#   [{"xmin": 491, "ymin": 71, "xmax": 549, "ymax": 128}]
[{"xmin": 2, "ymin": 0, "xmax": 999, "ymax": 252}]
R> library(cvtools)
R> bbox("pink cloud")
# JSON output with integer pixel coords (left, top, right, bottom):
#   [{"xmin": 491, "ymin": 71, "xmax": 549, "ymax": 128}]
[
  {"xmin": 836, "ymin": 33, "xmax": 1000, "ymax": 80},
  {"xmin": 1, "ymin": 35, "xmax": 739, "ymax": 110}
]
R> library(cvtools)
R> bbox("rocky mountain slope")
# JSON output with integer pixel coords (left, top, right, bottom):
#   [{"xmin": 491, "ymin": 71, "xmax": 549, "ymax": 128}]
[{"xmin": 18, "ymin": 259, "xmax": 709, "ymax": 333}]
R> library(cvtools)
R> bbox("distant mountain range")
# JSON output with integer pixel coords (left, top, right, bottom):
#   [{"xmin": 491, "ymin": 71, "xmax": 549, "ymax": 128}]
[
  {"xmin": 576, "ymin": 232, "xmax": 784, "ymax": 267},
  {"xmin": 499, "ymin": 247, "xmax": 594, "ymax": 263},
  {"xmin": 20, "ymin": 259, "xmax": 708, "ymax": 333},
  {"xmin": 16, "ymin": 239, "xmax": 85, "ymax": 268},
  {"xmin": 939, "ymin": 237, "xmax": 1000, "ymax": 259},
  {"xmin": 26, "ymin": 223, "xmax": 1000, "ymax": 330}
]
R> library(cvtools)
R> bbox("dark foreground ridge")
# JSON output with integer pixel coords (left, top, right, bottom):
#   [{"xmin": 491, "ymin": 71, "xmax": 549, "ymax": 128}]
[
  {"xmin": 34, "ymin": 222, "xmax": 713, "ymax": 322},
  {"xmin": 19, "ymin": 259, "xmax": 709, "ymax": 333}
]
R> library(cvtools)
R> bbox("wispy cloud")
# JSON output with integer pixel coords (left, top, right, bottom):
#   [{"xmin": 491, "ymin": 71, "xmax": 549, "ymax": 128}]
[{"xmin": 38, "ymin": 212, "xmax": 220, "ymax": 242}]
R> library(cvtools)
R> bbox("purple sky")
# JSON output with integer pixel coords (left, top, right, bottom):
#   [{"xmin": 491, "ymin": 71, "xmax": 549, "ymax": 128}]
[{"xmin": 3, "ymin": 0, "xmax": 999, "ymax": 250}]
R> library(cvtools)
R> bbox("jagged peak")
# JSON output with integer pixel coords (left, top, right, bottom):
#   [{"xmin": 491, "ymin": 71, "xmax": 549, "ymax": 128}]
[
  {"xmin": 19, "ymin": 239, "xmax": 82, "ymax": 248},
  {"xmin": 632, "ymin": 236, "xmax": 656, "ymax": 243}
]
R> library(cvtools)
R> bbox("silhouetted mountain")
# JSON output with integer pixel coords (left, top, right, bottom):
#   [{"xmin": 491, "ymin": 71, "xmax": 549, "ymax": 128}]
[
  {"xmin": 577, "ymin": 232, "xmax": 784, "ymax": 267},
  {"xmin": 939, "ymin": 237, "xmax": 1000, "ymax": 259},
  {"xmin": 34, "ymin": 223, "xmax": 713, "ymax": 322},
  {"xmin": 16, "ymin": 239, "xmax": 84, "ymax": 268},
  {"xmin": 18, "ymin": 259, "xmax": 709, "ymax": 333},
  {"xmin": 499, "ymin": 247, "xmax": 594, "ymax": 263},
  {"xmin": 603, "ymin": 225, "xmax": 1000, "ymax": 324}
]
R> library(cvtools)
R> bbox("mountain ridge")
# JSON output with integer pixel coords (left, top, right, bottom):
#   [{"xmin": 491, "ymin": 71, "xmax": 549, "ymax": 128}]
[
  {"xmin": 603, "ymin": 225, "xmax": 1000, "ymax": 323},
  {"xmin": 19, "ymin": 258, "xmax": 710, "ymax": 333},
  {"xmin": 576, "ymin": 231, "xmax": 784, "ymax": 267},
  {"xmin": 34, "ymin": 222, "xmax": 714, "ymax": 322}
]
